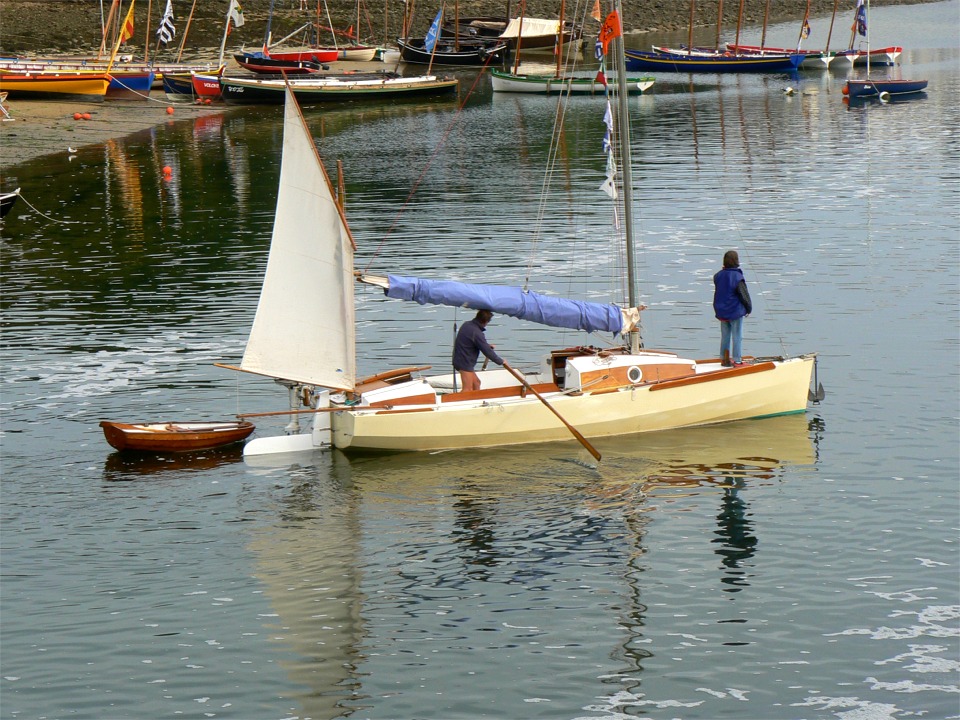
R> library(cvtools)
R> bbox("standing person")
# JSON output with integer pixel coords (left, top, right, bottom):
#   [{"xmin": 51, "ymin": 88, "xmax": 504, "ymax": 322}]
[
  {"xmin": 453, "ymin": 309, "xmax": 503, "ymax": 391},
  {"xmin": 713, "ymin": 250, "xmax": 752, "ymax": 367}
]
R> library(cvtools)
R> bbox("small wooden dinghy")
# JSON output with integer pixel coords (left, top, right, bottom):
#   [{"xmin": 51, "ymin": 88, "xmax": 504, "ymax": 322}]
[{"xmin": 99, "ymin": 421, "xmax": 255, "ymax": 453}]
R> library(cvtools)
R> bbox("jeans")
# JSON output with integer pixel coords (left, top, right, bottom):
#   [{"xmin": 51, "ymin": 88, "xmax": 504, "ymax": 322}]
[{"xmin": 719, "ymin": 316, "xmax": 744, "ymax": 364}]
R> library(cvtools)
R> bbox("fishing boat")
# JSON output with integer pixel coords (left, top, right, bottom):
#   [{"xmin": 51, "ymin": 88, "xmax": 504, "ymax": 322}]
[
  {"xmin": 628, "ymin": 0, "xmax": 804, "ymax": 74},
  {"xmin": 724, "ymin": 43, "xmax": 899, "ymax": 68},
  {"xmin": 488, "ymin": 2, "xmax": 612, "ymax": 95},
  {"xmin": 0, "ymin": 69, "xmax": 112, "ymax": 101},
  {"xmin": 397, "ymin": 36, "xmax": 509, "ymax": 66},
  {"xmin": 497, "ymin": 16, "xmax": 583, "ymax": 53},
  {"xmin": 224, "ymin": 15, "xmax": 818, "ymax": 458},
  {"xmin": 490, "ymin": 69, "xmax": 653, "ymax": 94},
  {"xmin": 233, "ymin": 52, "xmax": 328, "ymax": 74},
  {"xmin": 843, "ymin": 0, "xmax": 925, "ymax": 99},
  {"xmin": 442, "ymin": 14, "xmax": 581, "ymax": 53},
  {"xmin": 259, "ymin": 48, "xmax": 341, "ymax": 64},
  {"xmin": 625, "ymin": 48, "xmax": 802, "ymax": 73},
  {"xmin": 99, "ymin": 420, "xmax": 255, "ymax": 453},
  {"xmin": 1, "ymin": 188, "xmax": 19, "ymax": 218},
  {"xmin": 219, "ymin": 72, "xmax": 458, "ymax": 104}
]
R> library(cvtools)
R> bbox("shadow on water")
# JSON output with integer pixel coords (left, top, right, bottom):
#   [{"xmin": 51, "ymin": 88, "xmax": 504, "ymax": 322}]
[{"xmin": 102, "ymin": 445, "xmax": 245, "ymax": 480}]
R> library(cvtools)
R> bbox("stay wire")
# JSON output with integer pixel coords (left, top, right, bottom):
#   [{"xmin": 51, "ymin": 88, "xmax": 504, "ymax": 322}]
[{"xmin": 359, "ymin": 55, "xmax": 497, "ymax": 273}]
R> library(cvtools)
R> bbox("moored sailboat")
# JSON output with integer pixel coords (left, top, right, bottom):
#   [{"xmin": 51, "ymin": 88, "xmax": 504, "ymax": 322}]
[
  {"xmin": 843, "ymin": 0, "xmax": 925, "ymax": 99},
  {"xmin": 225, "ymin": 20, "xmax": 818, "ymax": 458}
]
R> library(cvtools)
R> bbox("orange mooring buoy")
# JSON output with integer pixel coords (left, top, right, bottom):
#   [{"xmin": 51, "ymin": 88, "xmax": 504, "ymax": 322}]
[
  {"xmin": 166, "ymin": 106, "xmax": 174, "ymax": 115},
  {"xmin": 162, "ymin": 165, "xmax": 173, "ymax": 176}
]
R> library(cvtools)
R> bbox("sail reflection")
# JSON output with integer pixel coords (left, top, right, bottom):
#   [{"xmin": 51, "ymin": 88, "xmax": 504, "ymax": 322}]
[{"xmin": 246, "ymin": 454, "xmax": 365, "ymax": 719}]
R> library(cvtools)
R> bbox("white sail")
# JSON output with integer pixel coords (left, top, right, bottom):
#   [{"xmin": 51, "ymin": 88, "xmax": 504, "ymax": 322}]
[{"xmin": 240, "ymin": 87, "xmax": 356, "ymax": 391}]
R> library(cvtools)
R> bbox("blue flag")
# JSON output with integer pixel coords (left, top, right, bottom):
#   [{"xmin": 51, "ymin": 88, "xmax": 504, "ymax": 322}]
[
  {"xmin": 855, "ymin": 0, "xmax": 867, "ymax": 37},
  {"xmin": 424, "ymin": 8, "xmax": 443, "ymax": 53}
]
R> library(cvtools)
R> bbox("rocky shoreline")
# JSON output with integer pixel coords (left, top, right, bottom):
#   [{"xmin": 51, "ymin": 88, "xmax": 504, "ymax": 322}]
[
  {"xmin": 0, "ymin": 0, "xmax": 922, "ymax": 57},
  {"xmin": 0, "ymin": 0, "xmax": 929, "ymax": 172}
]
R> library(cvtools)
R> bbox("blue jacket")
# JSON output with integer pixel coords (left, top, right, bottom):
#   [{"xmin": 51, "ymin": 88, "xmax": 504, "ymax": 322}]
[
  {"xmin": 713, "ymin": 267, "xmax": 752, "ymax": 321},
  {"xmin": 453, "ymin": 319, "xmax": 503, "ymax": 371}
]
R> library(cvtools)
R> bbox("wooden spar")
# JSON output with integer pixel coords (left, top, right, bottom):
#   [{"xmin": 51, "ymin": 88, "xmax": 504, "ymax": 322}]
[
  {"xmin": 847, "ymin": 0, "xmax": 858, "ymax": 50},
  {"xmin": 734, "ymin": 0, "xmax": 746, "ymax": 52},
  {"xmin": 176, "ymin": 0, "xmax": 199, "ymax": 62},
  {"xmin": 502, "ymin": 362, "xmax": 601, "ymax": 461},
  {"xmin": 426, "ymin": 3, "xmax": 443, "ymax": 74},
  {"xmin": 715, "ymin": 0, "xmax": 723, "ymax": 50},
  {"xmin": 760, "ymin": 0, "xmax": 770, "ymax": 48},
  {"xmin": 824, "ymin": 0, "xmax": 840, "ymax": 53},
  {"xmin": 795, "ymin": 0, "xmax": 811, "ymax": 49},
  {"xmin": 106, "ymin": 0, "xmax": 135, "ymax": 73},
  {"xmin": 144, "ymin": 0, "xmax": 152, "ymax": 63},
  {"xmin": 454, "ymin": 0, "xmax": 459, "ymax": 52},
  {"xmin": 512, "ymin": 0, "xmax": 526, "ymax": 73},
  {"xmin": 687, "ymin": 0, "xmax": 695, "ymax": 55},
  {"xmin": 98, "ymin": 0, "xmax": 121, "ymax": 59},
  {"xmin": 238, "ymin": 408, "xmax": 343, "ymax": 418},
  {"xmin": 556, "ymin": 0, "xmax": 565, "ymax": 76}
]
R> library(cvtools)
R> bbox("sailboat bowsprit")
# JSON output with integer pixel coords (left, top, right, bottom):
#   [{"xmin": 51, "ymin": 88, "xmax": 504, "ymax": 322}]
[{"xmin": 231, "ymin": 54, "xmax": 818, "ymax": 456}]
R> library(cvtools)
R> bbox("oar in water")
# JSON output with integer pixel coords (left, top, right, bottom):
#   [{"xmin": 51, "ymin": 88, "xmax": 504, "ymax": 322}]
[{"xmin": 502, "ymin": 361, "xmax": 601, "ymax": 462}]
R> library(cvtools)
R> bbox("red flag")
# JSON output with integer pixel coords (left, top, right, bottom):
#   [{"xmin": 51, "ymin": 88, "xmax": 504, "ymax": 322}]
[
  {"xmin": 590, "ymin": 0, "xmax": 602, "ymax": 22},
  {"xmin": 118, "ymin": 0, "xmax": 136, "ymax": 43},
  {"xmin": 598, "ymin": 11, "xmax": 622, "ymax": 55},
  {"xmin": 595, "ymin": 69, "xmax": 607, "ymax": 87}
]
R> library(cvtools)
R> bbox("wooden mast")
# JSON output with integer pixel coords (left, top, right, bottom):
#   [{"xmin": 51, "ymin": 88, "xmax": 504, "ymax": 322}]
[
  {"xmin": 824, "ymin": 0, "xmax": 840, "ymax": 54},
  {"xmin": 734, "ymin": 0, "xmax": 745, "ymax": 53},
  {"xmin": 687, "ymin": 0, "xmax": 695, "ymax": 55},
  {"xmin": 715, "ymin": 0, "xmax": 723, "ymax": 50},
  {"xmin": 611, "ymin": 3, "xmax": 639, "ymax": 352},
  {"xmin": 556, "ymin": 0, "xmax": 565, "ymax": 77},
  {"xmin": 144, "ymin": 0, "xmax": 152, "ymax": 62},
  {"xmin": 760, "ymin": 0, "xmax": 770, "ymax": 49},
  {"xmin": 176, "ymin": 0, "xmax": 198, "ymax": 61},
  {"xmin": 97, "ymin": 0, "xmax": 121, "ymax": 59},
  {"xmin": 795, "ymin": 0, "xmax": 811, "ymax": 49}
]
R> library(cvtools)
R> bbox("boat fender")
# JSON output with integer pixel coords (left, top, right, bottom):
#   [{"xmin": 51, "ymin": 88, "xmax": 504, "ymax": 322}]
[{"xmin": 627, "ymin": 366, "xmax": 643, "ymax": 384}]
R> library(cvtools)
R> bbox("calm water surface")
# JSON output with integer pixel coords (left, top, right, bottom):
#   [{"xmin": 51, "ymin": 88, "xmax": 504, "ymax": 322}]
[{"xmin": 2, "ymin": 3, "xmax": 958, "ymax": 718}]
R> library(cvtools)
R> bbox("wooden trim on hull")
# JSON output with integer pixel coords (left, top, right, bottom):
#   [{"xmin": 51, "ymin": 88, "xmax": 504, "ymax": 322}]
[{"xmin": 331, "ymin": 356, "xmax": 816, "ymax": 452}]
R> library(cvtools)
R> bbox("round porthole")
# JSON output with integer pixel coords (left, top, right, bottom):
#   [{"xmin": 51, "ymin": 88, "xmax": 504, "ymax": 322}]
[{"xmin": 627, "ymin": 366, "xmax": 643, "ymax": 383}]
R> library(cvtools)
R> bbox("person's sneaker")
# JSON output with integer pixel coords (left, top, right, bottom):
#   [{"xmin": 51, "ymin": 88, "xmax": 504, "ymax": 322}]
[
  {"xmin": 721, "ymin": 361, "xmax": 733, "ymax": 367},
  {"xmin": 733, "ymin": 361, "xmax": 748, "ymax": 367}
]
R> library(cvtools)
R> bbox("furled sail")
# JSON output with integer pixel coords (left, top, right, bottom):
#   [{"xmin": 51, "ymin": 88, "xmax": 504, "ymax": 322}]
[
  {"xmin": 499, "ymin": 17, "xmax": 561, "ymax": 39},
  {"xmin": 240, "ymin": 87, "xmax": 356, "ymax": 390},
  {"xmin": 373, "ymin": 274, "xmax": 638, "ymax": 335}
]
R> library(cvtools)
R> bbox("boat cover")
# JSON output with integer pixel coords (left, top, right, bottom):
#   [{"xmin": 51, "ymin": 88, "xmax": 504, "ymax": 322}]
[
  {"xmin": 499, "ymin": 17, "xmax": 561, "ymax": 39},
  {"xmin": 383, "ymin": 274, "xmax": 628, "ymax": 334}
]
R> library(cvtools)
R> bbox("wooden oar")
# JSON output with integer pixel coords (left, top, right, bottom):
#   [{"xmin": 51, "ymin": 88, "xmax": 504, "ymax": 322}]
[{"xmin": 502, "ymin": 361, "xmax": 601, "ymax": 462}]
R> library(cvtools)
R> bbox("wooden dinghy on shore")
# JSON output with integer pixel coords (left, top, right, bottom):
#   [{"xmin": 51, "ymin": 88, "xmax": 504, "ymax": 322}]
[{"xmin": 99, "ymin": 421, "xmax": 255, "ymax": 453}]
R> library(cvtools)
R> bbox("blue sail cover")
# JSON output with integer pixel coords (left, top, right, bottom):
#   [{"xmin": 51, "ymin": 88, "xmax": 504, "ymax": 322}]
[{"xmin": 385, "ymin": 275, "xmax": 624, "ymax": 334}]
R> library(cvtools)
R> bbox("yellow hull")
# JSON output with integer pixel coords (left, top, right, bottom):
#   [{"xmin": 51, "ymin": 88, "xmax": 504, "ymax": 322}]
[
  {"xmin": 0, "ymin": 70, "xmax": 110, "ymax": 102},
  {"xmin": 332, "ymin": 355, "xmax": 816, "ymax": 452}
]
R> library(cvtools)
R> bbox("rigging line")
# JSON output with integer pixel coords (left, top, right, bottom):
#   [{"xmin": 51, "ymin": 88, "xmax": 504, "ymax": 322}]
[
  {"xmin": 13, "ymin": 192, "xmax": 80, "ymax": 224},
  {"xmin": 524, "ymin": 91, "xmax": 571, "ymax": 291},
  {"xmin": 359, "ymin": 54, "xmax": 497, "ymax": 272},
  {"xmin": 691, "ymin": 133, "xmax": 794, "ymax": 349},
  {"xmin": 523, "ymin": 4, "xmax": 599, "ymax": 293}
]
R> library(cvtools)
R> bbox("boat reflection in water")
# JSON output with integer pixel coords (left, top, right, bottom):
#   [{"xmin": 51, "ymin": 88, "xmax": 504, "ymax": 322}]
[{"xmin": 241, "ymin": 414, "xmax": 816, "ymax": 716}]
